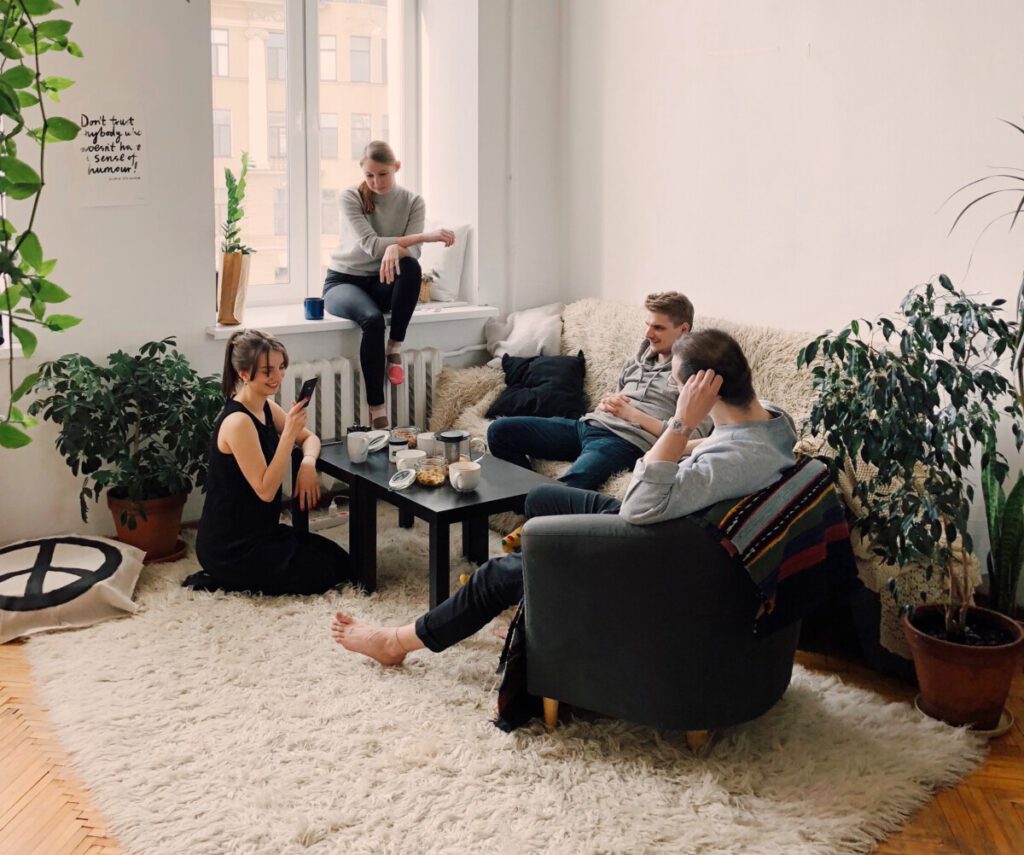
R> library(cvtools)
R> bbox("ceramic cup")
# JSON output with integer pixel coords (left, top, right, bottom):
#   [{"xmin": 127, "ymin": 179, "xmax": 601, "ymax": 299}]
[
  {"xmin": 449, "ymin": 460, "xmax": 482, "ymax": 493},
  {"xmin": 304, "ymin": 297, "xmax": 325, "ymax": 320},
  {"xmin": 347, "ymin": 431, "xmax": 371, "ymax": 463},
  {"xmin": 395, "ymin": 449, "xmax": 426, "ymax": 471},
  {"xmin": 416, "ymin": 432, "xmax": 437, "ymax": 456}
]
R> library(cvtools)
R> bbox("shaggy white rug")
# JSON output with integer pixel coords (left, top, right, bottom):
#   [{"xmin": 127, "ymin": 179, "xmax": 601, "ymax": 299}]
[{"xmin": 25, "ymin": 512, "xmax": 986, "ymax": 855}]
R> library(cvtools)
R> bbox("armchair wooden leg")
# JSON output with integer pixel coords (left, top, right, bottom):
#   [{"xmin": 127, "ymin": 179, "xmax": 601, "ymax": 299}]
[
  {"xmin": 685, "ymin": 730, "xmax": 712, "ymax": 753},
  {"xmin": 543, "ymin": 698, "xmax": 559, "ymax": 732}
]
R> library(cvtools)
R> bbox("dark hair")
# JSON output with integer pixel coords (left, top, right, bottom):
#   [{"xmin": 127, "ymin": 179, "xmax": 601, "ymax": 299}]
[
  {"xmin": 672, "ymin": 329, "xmax": 756, "ymax": 407},
  {"xmin": 358, "ymin": 140, "xmax": 397, "ymax": 215},
  {"xmin": 644, "ymin": 291, "xmax": 695, "ymax": 328},
  {"xmin": 222, "ymin": 329, "xmax": 289, "ymax": 398}
]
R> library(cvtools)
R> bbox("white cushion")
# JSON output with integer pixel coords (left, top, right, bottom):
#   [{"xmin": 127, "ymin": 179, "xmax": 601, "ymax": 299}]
[
  {"xmin": 0, "ymin": 535, "xmax": 144, "ymax": 644},
  {"xmin": 484, "ymin": 301, "xmax": 564, "ymax": 366},
  {"xmin": 418, "ymin": 222, "xmax": 470, "ymax": 302}
]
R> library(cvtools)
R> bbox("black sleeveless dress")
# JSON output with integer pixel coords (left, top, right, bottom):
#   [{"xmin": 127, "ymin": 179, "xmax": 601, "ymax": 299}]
[{"xmin": 185, "ymin": 399, "xmax": 350, "ymax": 595}]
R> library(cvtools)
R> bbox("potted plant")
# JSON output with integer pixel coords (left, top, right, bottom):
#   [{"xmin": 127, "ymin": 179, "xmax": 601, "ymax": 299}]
[
  {"xmin": 218, "ymin": 150, "xmax": 254, "ymax": 326},
  {"xmin": 799, "ymin": 275, "xmax": 1024, "ymax": 730},
  {"xmin": 29, "ymin": 337, "xmax": 223, "ymax": 561},
  {"xmin": 947, "ymin": 121, "xmax": 1024, "ymax": 621}
]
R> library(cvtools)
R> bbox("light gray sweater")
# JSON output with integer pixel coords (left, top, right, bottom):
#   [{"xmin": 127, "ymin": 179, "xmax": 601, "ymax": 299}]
[
  {"xmin": 328, "ymin": 185, "xmax": 425, "ymax": 276},
  {"xmin": 581, "ymin": 342, "xmax": 712, "ymax": 452},
  {"xmin": 619, "ymin": 403, "xmax": 797, "ymax": 525}
]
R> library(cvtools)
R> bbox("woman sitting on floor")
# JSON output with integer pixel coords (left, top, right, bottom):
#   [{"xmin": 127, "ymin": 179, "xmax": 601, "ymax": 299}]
[{"xmin": 184, "ymin": 329, "xmax": 352, "ymax": 596}]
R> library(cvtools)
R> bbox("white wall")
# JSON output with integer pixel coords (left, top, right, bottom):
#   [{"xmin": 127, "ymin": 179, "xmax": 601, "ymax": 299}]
[{"xmin": 562, "ymin": 0, "xmax": 1024, "ymax": 329}]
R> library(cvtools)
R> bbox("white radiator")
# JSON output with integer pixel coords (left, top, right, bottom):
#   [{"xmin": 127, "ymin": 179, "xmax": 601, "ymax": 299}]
[{"xmin": 280, "ymin": 347, "xmax": 444, "ymax": 440}]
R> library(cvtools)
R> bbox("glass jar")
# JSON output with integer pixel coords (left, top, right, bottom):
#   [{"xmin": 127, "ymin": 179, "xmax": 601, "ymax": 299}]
[
  {"xmin": 392, "ymin": 424, "xmax": 418, "ymax": 448},
  {"xmin": 415, "ymin": 456, "xmax": 448, "ymax": 487},
  {"xmin": 388, "ymin": 437, "xmax": 409, "ymax": 463}
]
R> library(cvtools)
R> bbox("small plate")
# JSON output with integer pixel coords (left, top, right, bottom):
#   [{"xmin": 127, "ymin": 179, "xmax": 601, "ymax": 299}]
[
  {"xmin": 388, "ymin": 468, "xmax": 417, "ymax": 491},
  {"xmin": 366, "ymin": 429, "xmax": 390, "ymax": 452}
]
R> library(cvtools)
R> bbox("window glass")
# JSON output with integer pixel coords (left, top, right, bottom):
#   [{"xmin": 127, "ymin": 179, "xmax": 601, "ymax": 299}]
[
  {"xmin": 349, "ymin": 35, "xmax": 370, "ymax": 83},
  {"xmin": 212, "ymin": 0, "xmax": 394, "ymax": 303},
  {"xmin": 213, "ymin": 109, "xmax": 231, "ymax": 157},
  {"xmin": 212, "ymin": 28, "xmax": 229, "ymax": 77},
  {"xmin": 320, "ymin": 113, "xmax": 338, "ymax": 159},
  {"xmin": 320, "ymin": 35, "xmax": 337, "ymax": 81}
]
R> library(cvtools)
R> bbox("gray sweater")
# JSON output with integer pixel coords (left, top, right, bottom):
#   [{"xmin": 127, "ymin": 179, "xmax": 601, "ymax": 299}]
[
  {"xmin": 328, "ymin": 185, "xmax": 425, "ymax": 276},
  {"xmin": 581, "ymin": 342, "xmax": 712, "ymax": 452},
  {"xmin": 619, "ymin": 403, "xmax": 797, "ymax": 525}
]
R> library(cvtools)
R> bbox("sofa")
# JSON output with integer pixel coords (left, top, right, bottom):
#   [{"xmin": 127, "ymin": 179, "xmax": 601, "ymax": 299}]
[{"xmin": 428, "ymin": 299, "xmax": 914, "ymax": 694}]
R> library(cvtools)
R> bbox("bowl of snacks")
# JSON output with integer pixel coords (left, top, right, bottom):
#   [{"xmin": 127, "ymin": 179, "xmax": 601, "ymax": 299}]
[{"xmin": 415, "ymin": 456, "xmax": 447, "ymax": 487}]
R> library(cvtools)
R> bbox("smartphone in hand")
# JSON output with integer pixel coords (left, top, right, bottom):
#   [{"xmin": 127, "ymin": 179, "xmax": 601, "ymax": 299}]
[{"xmin": 297, "ymin": 376, "xmax": 319, "ymax": 409}]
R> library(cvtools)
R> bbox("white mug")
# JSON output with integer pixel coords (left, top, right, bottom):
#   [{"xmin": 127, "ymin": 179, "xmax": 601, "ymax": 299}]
[
  {"xmin": 396, "ymin": 449, "xmax": 426, "ymax": 471},
  {"xmin": 347, "ymin": 431, "xmax": 371, "ymax": 463},
  {"xmin": 449, "ymin": 460, "xmax": 482, "ymax": 493},
  {"xmin": 416, "ymin": 431, "xmax": 437, "ymax": 456}
]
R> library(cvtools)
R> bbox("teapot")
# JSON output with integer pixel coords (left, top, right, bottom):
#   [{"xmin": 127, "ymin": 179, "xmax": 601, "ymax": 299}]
[{"xmin": 436, "ymin": 429, "xmax": 487, "ymax": 465}]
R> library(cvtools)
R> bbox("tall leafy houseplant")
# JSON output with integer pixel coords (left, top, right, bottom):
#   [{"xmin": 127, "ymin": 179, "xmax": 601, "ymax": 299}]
[
  {"xmin": 29, "ymin": 336, "xmax": 222, "ymax": 534},
  {"xmin": 947, "ymin": 118, "xmax": 1024, "ymax": 617},
  {"xmin": 798, "ymin": 276, "xmax": 1023, "ymax": 640},
  {"xmin": 217, "ymin": 150, "xmax": 254, "ymax": 325},
  {"xmin": 0, "ymin": 0, "xmax": 86, "ymax": 450}
]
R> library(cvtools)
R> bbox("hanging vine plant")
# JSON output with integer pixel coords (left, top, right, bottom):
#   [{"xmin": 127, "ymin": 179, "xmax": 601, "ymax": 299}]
[{"xmin": 0, "ymin": 0, "xmax": 86, "ymax": 449}]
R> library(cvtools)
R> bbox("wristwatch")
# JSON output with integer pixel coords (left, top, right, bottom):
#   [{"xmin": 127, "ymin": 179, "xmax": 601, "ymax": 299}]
[{"xmin": 668, "ymin": 417, "xmax": 692, "ymax": 436}]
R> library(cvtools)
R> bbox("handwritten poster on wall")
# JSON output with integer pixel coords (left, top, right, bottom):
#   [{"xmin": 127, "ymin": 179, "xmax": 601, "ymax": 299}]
[{"xmin": 73, "ymin": 100, "xmax": 148, "ymax": 206}]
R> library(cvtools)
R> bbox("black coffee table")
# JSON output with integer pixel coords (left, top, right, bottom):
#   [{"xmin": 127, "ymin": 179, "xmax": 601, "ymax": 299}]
[{"xmin": 292, "ymin": 444, "xmax": 557, "ymax": 608}]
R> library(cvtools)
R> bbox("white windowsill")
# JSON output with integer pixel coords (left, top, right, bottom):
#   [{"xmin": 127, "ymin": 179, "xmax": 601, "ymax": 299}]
[{"xmin": 205, "ymin": 301, "xmax": 499, "ymax": 341}]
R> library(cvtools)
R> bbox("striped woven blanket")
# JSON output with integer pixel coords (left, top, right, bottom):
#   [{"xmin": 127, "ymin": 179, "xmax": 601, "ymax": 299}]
[{"xmin": 696, "ymin": 456, "xmax": 855, "ymax": 634}]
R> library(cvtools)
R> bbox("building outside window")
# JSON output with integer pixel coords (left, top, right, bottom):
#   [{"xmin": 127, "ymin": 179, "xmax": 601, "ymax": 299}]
[
  {"xmin": 213, "ymin": 109, "xmax": 231, "ymax": 157},
  {"xmin": 320, "ymin": 113, "xmax": 338, "ymax": 159},
  {"xmin": 320, "ymin": 35, "xmax": 337, "ymax": 81},
  {"xmin": 211, "ymin": 28, "xmax": 229, "ymax": 77},
  {"xmin": 322, "ymin": 189, "xmax": 339, "ymax": 235},
  {"xmin": 268, "ymin": 112, "xmax": 287, "ymax": 159},
  {"xmin": 349, "ymin": 35, "xmax": 370, "ymax": 83},
  {"xmin": 211, "ymin": 0, "xmax": 398, "ymax": 304},
  {"xmin": 267, "ymin": 31, "xmax": 285, "ymax": 81},
  {"xmin": 350, "ymin": 113, "xmax": 371, "ymax": 160}
]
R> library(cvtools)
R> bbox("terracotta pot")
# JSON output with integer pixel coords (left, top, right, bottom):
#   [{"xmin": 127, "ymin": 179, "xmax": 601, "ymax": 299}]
[
  {"xmin": 903, "ymin": 604, "xmax": 1024, "ymax": 730},
  {"xmin": 107, "ymin": 491, "xmax": 187, "ymax": 563},
  {"xmin": 218, "ymin": 251, "xmax": 251, "ymax": 325}
]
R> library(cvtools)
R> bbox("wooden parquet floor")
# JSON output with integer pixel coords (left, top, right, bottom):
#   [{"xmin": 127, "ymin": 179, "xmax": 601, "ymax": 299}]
[
  {"xmin": 0, "ymin": 641, "xmax": 1021, "ymax": 854},
  {"xmin": 0, "ymin": 641, "xmax": 121, "ymax": 855}
]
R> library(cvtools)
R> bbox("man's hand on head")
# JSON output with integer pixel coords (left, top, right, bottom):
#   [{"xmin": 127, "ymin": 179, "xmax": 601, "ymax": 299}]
[{"xmin": 675, "ymin": 369, "xmax": 723, "ymax": 430}]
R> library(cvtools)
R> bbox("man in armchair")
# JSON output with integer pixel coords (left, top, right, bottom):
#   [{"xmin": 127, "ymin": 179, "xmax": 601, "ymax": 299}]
[{"xmin": 330, "ymin": 329, "xmax": 798, "ymax": 666}]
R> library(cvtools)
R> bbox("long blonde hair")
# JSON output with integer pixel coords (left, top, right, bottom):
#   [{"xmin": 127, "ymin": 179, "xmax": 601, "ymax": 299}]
[{"xmin": 358, "ymin": 140, "xmax": 397, "ymax": 215}]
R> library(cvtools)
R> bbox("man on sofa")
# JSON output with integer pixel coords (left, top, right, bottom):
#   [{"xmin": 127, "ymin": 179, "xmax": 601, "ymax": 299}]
[
  {"xmin": 330, "ymin": 329, "xmax": 798, "ymax": 667},
  {"xmin": 486, "ymin": 291, "xmax": 713, "ymax": 492}
]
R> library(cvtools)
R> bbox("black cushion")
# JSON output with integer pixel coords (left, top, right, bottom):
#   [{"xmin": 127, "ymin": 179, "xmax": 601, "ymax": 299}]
[{"xmin": 485, "ymin": 351, "xmax": 587, "ymax": 420}]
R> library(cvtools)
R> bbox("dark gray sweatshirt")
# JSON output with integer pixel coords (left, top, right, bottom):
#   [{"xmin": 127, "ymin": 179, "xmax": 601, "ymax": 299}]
[{"xmin": 581, "ymin": 342, "xmax": 712, "ymax": 452}]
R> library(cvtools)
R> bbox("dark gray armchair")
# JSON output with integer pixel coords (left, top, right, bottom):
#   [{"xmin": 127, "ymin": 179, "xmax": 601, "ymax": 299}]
[{"xmin": 521, "ymin": 512, "xmax": 801, "ymax": 742}]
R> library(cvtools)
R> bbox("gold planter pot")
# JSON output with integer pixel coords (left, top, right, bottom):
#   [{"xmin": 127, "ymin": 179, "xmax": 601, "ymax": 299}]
[{"xmin": 218, "ymin": 251, "xmax": 251, "ymax": 325}]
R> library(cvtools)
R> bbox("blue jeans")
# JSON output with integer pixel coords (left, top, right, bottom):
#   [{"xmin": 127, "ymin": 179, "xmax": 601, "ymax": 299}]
[
  {"xmin": 486, "ymin": 416, "xmax": 642, "ymax": 491},
  {"xmin": 414, "ymin": 485, "xmax": 620, "ymax": 652}
]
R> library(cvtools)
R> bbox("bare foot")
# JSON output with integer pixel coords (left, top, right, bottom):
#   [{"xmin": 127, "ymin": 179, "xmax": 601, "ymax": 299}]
[{"xmin": 331, "ymin": 612, "xmax": 407, "ymax": 667}]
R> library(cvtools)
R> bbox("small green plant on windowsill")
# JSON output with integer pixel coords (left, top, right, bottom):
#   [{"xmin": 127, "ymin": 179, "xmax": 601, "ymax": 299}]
[
  {"xmin": 798, "ymin": 275, "xmax": 1023, "ymax": 641},
  {"xmin": 221, "ymin": 150, "xmax": 254, "ymax": 255}
]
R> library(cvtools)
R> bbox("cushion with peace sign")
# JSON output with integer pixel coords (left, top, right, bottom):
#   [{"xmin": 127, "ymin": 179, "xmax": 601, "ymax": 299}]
[{"xmin": 0, "ymin": 535, "xmax": 145, "ymax": 644}]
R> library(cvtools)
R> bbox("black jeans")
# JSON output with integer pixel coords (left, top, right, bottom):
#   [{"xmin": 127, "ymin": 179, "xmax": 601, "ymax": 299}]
[
  {"xmin": 323, "ymin": 256, "xmax": 421, "ymax": 407},
  {"xmin": 414, "ymin": 484, "xmax": 622, "ymax": 652}
]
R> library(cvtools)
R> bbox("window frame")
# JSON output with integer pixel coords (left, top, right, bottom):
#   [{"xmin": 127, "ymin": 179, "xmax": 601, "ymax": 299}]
[
  {"xmin": 349, "ymin": 34, "xmax": 371, "ymax": 83},
  {"xmin": 219, "ymin": 0, "xmax": 416, "ymax": 308},
  {"xmin": 211, "ymin": 28, "xmax": 229, "ymax": 77}
]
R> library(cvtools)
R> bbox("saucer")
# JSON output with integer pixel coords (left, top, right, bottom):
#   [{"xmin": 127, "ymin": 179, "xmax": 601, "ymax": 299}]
[
  {"xmin": 366, "ymin": 430, "xmax": 390, "ymax": 452},
  {"xmin": 913, "ymin": 695, "xmax": 1015, "ymax": 739}
]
